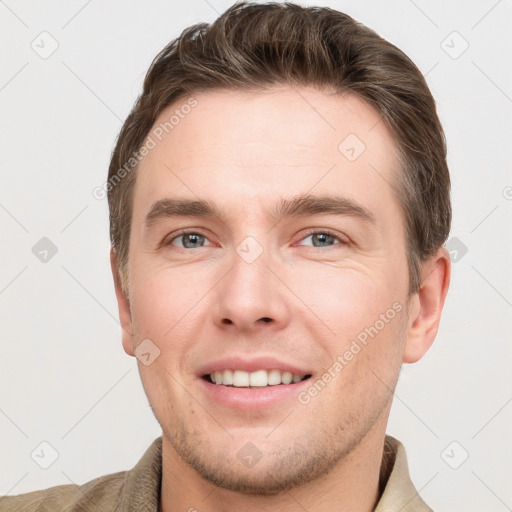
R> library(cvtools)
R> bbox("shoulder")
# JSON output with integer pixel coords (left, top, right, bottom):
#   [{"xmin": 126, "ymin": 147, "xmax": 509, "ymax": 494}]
[
  {"xmin": 0, "ymin": 470, "xmax": 128, "ymax": 512},
  {"xmin": 0, "ymin": 437, "xmax": 163, "ymax": 512}
]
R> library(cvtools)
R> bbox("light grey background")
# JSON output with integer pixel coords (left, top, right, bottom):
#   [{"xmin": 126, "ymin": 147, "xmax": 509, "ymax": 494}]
[{"xmin": 1, "ymin": 0, "xmax": 511, "ymax": 510}]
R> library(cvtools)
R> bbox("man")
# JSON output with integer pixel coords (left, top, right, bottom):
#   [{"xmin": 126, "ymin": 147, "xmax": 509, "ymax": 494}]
[{"xmin": 1, "ymin": 1, "xmax": 451, "ymax": 511}]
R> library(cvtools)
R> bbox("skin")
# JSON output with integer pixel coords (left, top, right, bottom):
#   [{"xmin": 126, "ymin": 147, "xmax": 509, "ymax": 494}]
[{"xmin": 111, "ymin": 86, "xmax": 451, "ymax": 512}]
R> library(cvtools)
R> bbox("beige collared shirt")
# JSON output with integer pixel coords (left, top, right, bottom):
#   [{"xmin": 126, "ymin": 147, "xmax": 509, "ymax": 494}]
[{"xmin": 0, "ymin": 435, "xmax": 432, "ymax": 511}]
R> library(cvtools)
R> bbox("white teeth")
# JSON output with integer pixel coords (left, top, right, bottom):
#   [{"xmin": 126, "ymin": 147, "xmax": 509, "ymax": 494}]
[
  {"xmin": 281, "ymin": 371, "xmax": 293, "ymax": 385},
  {"xmin": 233, "ymin": 370, "xmax": 250, "ymax": 387},
  {"xmin": 249, "ymin": 369, "xmax": 268, "ymax": 387},
  {"xmin": 209, "ymin": 369, "xmax": 307, "ymax": 387},
  {"xmin": 222, "ymin": 369, "xmax": 233, "ymax": 385},
  {"xmin": 267, "ymin": 369, "xmax": 281, "ymax": 385}
]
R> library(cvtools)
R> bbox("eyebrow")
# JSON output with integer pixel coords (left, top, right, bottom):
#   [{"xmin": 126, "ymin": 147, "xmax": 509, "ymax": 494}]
[{"xmin": 144, "ymin": 194, "xmax": 376, "ymax": 228}]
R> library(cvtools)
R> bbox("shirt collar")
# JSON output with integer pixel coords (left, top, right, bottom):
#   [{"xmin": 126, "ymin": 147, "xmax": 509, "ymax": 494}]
[
  {"xmin": 113, "ymin": 436, "xmax": 162, "ymax": 512},
  {"xmin": 375, "ymin": 435, "xmax": 432, "ymax": 511}
]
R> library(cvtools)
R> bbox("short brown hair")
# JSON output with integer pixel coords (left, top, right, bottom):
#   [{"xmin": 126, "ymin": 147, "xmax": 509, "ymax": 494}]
[{"xmin": 107, "ymin": 1, "xmax": 451, "ymax": 296}]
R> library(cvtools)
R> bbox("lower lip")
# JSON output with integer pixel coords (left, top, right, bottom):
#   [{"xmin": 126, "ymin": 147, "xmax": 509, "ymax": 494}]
[{"xmin": 198, "ymin": 377, "xmax": 311, "ymax": 410}]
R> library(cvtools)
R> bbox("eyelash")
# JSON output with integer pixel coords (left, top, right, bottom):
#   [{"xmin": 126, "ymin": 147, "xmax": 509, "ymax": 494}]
[{"xmin": 165, "ymin": 228, "xmax": 349, "ymax": 249}]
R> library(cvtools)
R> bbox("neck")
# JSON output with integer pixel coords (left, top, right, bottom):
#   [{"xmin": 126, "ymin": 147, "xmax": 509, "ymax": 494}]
[{"xmin": 160, "ymin": 416, "xmax": 388, "ymax": 512}]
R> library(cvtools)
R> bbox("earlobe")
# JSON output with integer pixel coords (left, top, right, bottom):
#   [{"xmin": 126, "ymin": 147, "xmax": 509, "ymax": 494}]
[
  {"xmin": 403, "ymin": 247, "xmax": 451, "ymax": 363},
  {"xmin": 110, "ymin": 248, "xmax": 135, "ymax": 357}
]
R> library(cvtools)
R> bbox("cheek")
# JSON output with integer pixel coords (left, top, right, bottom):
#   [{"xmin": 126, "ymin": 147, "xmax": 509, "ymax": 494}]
[
  {"xmin": 293, "ymin": 264, "xmax": 406, "ymax": 383},
  {"xmin": 128, "ymin": 265, "xmax": 212, "ymax": 398},
  {"xmin": 315, "ymin": 303, "xmax": 407, "ymax": 420},
  {"xmin": 129, "ymin": 264, "xmax": 208, "ymax": 339},
  {"xmin": 288, "ymin": 262, "xmax": 393, "ymax": 338}
]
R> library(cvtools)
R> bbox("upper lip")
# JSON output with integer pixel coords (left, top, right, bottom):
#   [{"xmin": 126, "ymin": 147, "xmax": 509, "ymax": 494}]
[{"xmin": 196, "ymin": 355, "xmax": 312, "ymax": 377}]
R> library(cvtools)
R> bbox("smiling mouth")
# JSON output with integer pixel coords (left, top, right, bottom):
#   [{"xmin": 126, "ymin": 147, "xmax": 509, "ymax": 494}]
[{"xmin": 203, "ymin": 369, "xmax": 312, "ymax": 388}]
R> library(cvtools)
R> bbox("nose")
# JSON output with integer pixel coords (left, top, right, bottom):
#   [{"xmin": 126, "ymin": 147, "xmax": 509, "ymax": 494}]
[{"xmin": 211, "ymin": 242, "xmax": 292, "ymax": 334}]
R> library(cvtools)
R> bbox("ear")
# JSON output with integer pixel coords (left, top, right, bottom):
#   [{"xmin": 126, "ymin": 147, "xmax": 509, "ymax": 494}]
[
  {"xmin": 403, "ymin": 246, "xmax": 451, "ymax": 363},
  {"xmin": 110, "ymin": 248, "xmax": 135, "ymax": 357}
]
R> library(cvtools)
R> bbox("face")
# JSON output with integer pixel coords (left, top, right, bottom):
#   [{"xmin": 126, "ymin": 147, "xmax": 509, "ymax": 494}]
[{"xmin": 119, "ymin": 87, "xmax": 416, "ymax": 494}]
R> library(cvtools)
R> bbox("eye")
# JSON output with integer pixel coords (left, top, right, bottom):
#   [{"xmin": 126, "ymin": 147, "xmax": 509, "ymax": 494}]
[
  {"xmin": 297, "ymin": 229, "xmax": 348, "ymax": 248},
  {"xmin": 164, "ymin": 228, "xmax": 348, "ymax": 250},
  {"xmin": 167, "ymin": 230, "xmax": 213, "ymax": 249}
]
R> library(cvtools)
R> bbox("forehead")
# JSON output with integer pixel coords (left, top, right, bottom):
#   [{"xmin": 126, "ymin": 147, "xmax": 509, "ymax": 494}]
[{"xmin": 133, "ymin": 86, "xmax": 402, "ymax": 226}]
